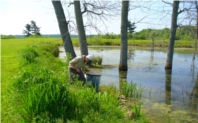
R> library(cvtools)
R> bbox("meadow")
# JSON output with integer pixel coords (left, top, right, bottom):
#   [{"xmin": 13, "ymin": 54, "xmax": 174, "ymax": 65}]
[
  {"xmin": 1, "ymin": 37, "xmax": 151, "ymax": 123},
  {"xmin": 2, "ymin": 37, "xmax": 195, "ymax": 122}
]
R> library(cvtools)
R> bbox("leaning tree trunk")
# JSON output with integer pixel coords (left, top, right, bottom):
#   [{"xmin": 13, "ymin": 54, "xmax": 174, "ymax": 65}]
[
  {"xmin": 74, "ymin": 0, "xmax": 88, "ymax": 55},
  {"xmin": 165, "ymin": 1, "xmax": 180, "ymax": 69},
  {"xmin": 119, "ymin": 1, "xmax": 129, "ymax": 71},
  {"xmin": 52, "ymin": 1, "xmax": 76, "ymax": 59}
]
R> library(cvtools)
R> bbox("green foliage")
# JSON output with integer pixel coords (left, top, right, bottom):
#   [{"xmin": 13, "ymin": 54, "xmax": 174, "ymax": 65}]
[
  {"xmin": 120, "ymin": 81, "xmax": 144, "ymax": 99},
  {"xmin": 92, "ymin": 56, "xmax": 103, "ymax": 65},
  {"xmin": 14, "ymin": 67, "xmax": 77, "ymax": 122},
  {"xmin": 127, "ymin": 21, "xmax": 136, "ymax": 35},
  {"xmin": 131, "ymin": 102, "xmax": 142, "ymax": 119},
  {"xmin": 176, "ymin": 26, "xmax": 196, "ymax": 40},
  {"xmin": 1, "ymin": 35, "xmax": 16, "ymax": 39},
  {"xmin": 98, "ymin": 33, "xmax": 120, "ymax": 39},
  {"xmin": 23, "ymin": 20, "xmax": 41, "ymax": 37},
  {"xmin": 19, "ymin": 47, "xmax": 38, "ymax": 64},
  {"xmin": 94, "ymin": 25, "xmax": 196, "ymax": 41},
  {"xmin": 9, "ymin": 41, "xmax": 150, "ymax": 122}
]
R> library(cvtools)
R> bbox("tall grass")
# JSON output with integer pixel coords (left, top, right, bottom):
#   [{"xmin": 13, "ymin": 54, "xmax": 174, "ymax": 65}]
[
  {"xmin": 4, "ymin": 37, "xmax": 189, "ymax": 122},
  {"xmin": 120, "ymin": 81, "xmax": 145, "ymax": 99},
  {"xmin": 6, "ymin": 41, "xmax": 147, "ymax": 122}
]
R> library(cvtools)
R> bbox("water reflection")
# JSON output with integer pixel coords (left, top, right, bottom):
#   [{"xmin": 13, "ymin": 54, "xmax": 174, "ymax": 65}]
[
  {"xmin": 119, "ymin": 70, "xmax": 128, "ymax": 91},
  {"xmin": 190, "ymin": 73, "xmax": 198, "ymax": 111},
  {"xmin": 165, "ymin": 69, "xmax": 172, "ymax": 105}
]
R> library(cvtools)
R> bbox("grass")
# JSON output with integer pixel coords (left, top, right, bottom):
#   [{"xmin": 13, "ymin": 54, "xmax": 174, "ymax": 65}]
[
  {"xmin": 2, "ymin": 37, "xmax": 192, "ymax": 122},
  {"xmin": 86, "ymin": 37, "xmax": 195, "ymax": 48},
  {"xmin": 1, "ymin": 38, "xmax": 62, "ymax": 122},
  {"xmin": 1, "ymin": 37, "xmax": 149, "ymax": 123}
]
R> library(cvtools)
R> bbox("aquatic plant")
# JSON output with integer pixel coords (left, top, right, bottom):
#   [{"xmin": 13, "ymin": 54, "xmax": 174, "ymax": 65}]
[{"xmin": 92, "ymin": 56, "xmax": 103, "ymax": 65}]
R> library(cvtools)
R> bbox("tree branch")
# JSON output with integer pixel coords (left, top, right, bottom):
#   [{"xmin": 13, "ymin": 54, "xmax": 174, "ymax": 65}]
[
  {"xmin": 68, "ymin": 2, "xmax": 74, "ymax": 7},
  {"xmin": 162, "ymin": 0, "xmax": 173, "ymax": 6},
  {"xmin": 178, "ymin": 8, "xmax": 188, "ymax": 14}
]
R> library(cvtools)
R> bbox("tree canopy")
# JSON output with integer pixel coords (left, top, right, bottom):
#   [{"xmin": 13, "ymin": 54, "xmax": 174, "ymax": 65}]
[{"xmin": 23, "ymin": 21, "xmax": 41, "ymax": 37}]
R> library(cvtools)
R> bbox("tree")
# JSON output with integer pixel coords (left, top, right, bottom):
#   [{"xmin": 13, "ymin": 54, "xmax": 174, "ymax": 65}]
[
  {"xmin": 23, "ymin": 21, "xmax": 41, "ymax": 37},
  {"xmin": 66, "ymin": 0, "xmax": 120, "ymax": 55},
  {"xmin": 23, "ymin": 24, "xmax": 32, "ymax": 37},
  {"xmin": 74, "ymin": 0, "xmax": 88, "ymax": 55},
  {"xmin": 52, "ymin": 0, "xmax": 76, "ymax": 58},
  {"xmin": 119, "ymin": 1, "xmax": 129, "ymax": 71},
  {"xmin": 30, "ymin": 21, "xmax": 41, "ymax": 36},
  {"xmin": 127, "ymin": 20, "xmax": 136, "ymax": 34},
  {"xmin": 165, "ymin": 1, "xmax": 180, "ymax": 69},
  {"xmin": 127, "ymin": 20, "xmax": 136, "ymax": 39},
  {"xmin": 193, "ymin": 1, "xmax": 198, "ymax": 61}
]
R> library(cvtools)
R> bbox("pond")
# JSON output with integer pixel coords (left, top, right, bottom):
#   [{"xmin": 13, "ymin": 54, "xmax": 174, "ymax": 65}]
[{"xmin": 59, "ymin": 46, "xmax": 198, "ymax": 122}]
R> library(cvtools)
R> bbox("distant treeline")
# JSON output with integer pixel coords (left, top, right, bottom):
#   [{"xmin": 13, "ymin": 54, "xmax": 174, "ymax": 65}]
[
  {"xmin": 1, "ymin": 26, "xmax": 196, "ymax": 40},
  {"xmin": 1, "ymin": 34, "xmax": 79, "ymax": 39},
  {"xmin": 99, "ymin": 26, "xmax": 196, "ymax": 40}
]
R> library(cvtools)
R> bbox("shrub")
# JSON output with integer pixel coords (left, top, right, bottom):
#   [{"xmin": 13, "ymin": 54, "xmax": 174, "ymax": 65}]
[
  {"xmin": 1, "ymin": 35, "xmax": 16, "ymax": 39},
  {"xmin": 19, "ymin": 47, "xmax": 38, "ymax": 64}
]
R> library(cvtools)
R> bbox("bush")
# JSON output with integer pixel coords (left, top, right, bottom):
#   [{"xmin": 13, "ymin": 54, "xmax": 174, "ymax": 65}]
[
  {"xmin": 1, "ymin": 35, "xmax": 16, "ymax": 39},
  {"xmin": 19, "ymin": 47, "xmax": 38, "ymax": 64}
]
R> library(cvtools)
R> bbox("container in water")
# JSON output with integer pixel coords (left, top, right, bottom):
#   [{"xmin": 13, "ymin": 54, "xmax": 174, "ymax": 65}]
[{"xmin": 85, "ymin": 73, "xmax": 101, "ymax": 92}]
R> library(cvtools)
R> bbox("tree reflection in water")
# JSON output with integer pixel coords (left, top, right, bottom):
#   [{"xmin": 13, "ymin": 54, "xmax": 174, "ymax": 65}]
[
  {"xmin": 165, "ymin": 69, "xmax": 172, "ymax": 105},
  {"xmin": 190, "ymin": 73, "xmax": 198, "ymax": 111}
]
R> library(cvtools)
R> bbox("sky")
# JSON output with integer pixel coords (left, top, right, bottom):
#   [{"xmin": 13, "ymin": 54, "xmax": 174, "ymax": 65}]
[{"xmin": 0, "ymin": 0, "xmax": 176, "ymax": 35}]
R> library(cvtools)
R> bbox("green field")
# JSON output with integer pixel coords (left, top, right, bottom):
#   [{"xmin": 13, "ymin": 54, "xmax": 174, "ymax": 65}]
[
  {"xmin": 1, "ymin": 37, "xmax": 151, "ymax": 123},
  {"xmin": 1, "ymin": 38, "xmax": 62, "ymax": 122},
  {"xmin": 2, "ymin": 37, "xmax": 195, "ymax": 122}
]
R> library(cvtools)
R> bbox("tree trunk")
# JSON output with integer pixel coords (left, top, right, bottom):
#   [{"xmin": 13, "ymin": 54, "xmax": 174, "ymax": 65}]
[
  {"xmin": 165, "ymin": 1, "xmax": 179, "ymax": 69},
  {"xmin": 119, "ymin": 1, "xmax": 129, "ymax": 71},
  {"xmin": 193, "ymin": 1, "xmax": 198, "ymax": 61},
  {"xmin": 52, "ymin": 1, "xmax": 76, "ymax": 59},
  {"xmin": 74, "ymin": 1, "xmax": 88, "ymax": 55}
]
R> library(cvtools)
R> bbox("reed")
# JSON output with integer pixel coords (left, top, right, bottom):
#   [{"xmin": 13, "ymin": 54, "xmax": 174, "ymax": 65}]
[
  {"xmin": 120, "ymin": 82, "xmax": 145, "ymax": 99},
  {"xmin": 132, "ymin": 102, "xmax": 142, "ymax": 119}
]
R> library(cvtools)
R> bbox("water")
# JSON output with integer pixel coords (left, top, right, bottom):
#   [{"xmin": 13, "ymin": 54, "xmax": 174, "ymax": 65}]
[{"xmin": 59, "ymin": 46, "xmax": 198, "ymax": 122}]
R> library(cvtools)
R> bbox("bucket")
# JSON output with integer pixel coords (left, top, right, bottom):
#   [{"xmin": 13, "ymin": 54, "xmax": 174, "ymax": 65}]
[{"xmin": 86, "ymin": 73, "xmax": 101, "ymax": 92}]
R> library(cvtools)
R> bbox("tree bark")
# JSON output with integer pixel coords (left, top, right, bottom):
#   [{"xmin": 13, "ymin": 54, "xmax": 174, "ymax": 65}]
[
  {"xmin": 165, "ymin": 1, "xmax": 179, "ymax": 69},
  {"xmin": 119, "ymin": 1, "xmax": 129, "ymax": 71},
  {"xmin": 52, "ymin": 1, "xmax": 76, "ymax": 59},
  {"xmin": 193, "ymin": 1, "xmax": 198, "ymax": 61},
  {"xmin": 74, "ymin": 1, "xmax": 88, "ymax": 55}
]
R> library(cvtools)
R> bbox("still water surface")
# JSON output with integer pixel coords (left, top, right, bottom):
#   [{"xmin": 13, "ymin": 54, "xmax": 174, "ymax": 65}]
[{"xmin": 59, "ymin": 46, "xmax": 198, "ymax": 122}]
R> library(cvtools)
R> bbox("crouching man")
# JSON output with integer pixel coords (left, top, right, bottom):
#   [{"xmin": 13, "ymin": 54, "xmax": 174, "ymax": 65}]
[{"xmin": 68, "ymin": 55, "xmax": 93, "ymax": 85}]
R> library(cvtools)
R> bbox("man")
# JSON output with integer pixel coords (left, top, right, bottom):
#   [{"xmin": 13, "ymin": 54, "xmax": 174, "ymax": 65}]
[{"xmin": 68, "ymin": 55, "xmax": 93, "ymax": 85}]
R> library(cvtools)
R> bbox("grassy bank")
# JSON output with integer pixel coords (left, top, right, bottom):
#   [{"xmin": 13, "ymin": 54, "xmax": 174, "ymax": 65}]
[
  {"xmin": 67, "ymin": 37, "xmax": 195, "ymax": 48},
  {"xmin": 1, "ymin": 38, "xmax": 62, "ymax": 122},
  {"xmin": 1, "ymin": 38, "xmax": 149, "ymax": 122}
]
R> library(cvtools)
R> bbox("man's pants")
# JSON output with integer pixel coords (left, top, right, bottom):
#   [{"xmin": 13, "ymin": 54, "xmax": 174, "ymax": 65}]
[{"xmin": 68, "ymin": 67, "xmax": 86, "ymax": 85}]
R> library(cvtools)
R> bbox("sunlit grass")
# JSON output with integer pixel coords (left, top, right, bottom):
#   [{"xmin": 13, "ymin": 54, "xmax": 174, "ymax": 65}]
[
  {"xmin": 2, "ymin": 37, "xmax": 150, "ymax": 122},
  {"xmin": 2, "ymin": 37, "xmax": 191, "ymax": 122}
]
